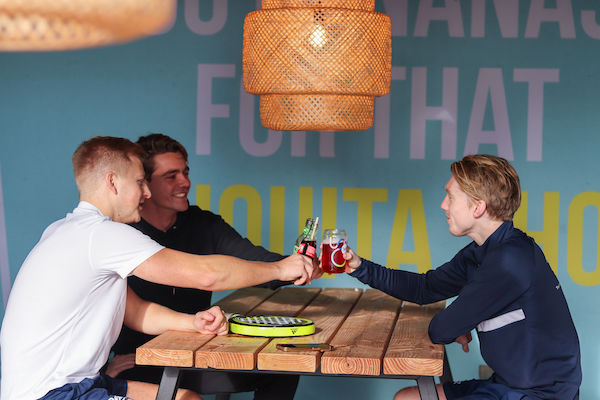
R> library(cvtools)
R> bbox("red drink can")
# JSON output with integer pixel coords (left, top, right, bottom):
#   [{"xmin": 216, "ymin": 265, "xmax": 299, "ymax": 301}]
[{"xmin": 321, "ymin": 229, "xmax": 347, "ymax": 274}]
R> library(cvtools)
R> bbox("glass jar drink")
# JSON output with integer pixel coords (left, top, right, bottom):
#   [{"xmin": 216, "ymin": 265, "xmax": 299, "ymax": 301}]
[{"xmin": 321, "ymin": 229, "xmax": 347, "ymax": 273}]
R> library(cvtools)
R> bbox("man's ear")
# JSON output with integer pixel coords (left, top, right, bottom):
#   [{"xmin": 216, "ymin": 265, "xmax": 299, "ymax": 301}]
[
  {"xmin": 473, "ymin": 199, "xmax": 487, "ymax": 218},
  {"xmin": 105, "ymin": 171, "xmax": 118, "ymax": 195}
]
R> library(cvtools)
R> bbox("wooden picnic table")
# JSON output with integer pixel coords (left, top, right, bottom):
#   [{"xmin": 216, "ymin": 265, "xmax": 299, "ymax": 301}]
[{"xmin": 136, "ymin": 287, "xmax": 450, "ymax": 400}]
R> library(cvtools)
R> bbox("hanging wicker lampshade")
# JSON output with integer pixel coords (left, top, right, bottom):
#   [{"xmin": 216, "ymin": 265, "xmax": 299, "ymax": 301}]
[
  {"xmin": 0, "ymin": 0, "xmax": 175, "ymax": 51},
  {"xmin": 243, "ymin": 0, "xmax": 391, "ymax": 131}
]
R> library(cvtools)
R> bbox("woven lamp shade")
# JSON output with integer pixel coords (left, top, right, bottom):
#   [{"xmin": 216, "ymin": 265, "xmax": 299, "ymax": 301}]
[
  {"xmin": 0, "ymin": 0, "xmax": 175, "ymax": 51},
  {"xmin": 243, "ymin": 0, "xmax": 391, "ymax": 131}
]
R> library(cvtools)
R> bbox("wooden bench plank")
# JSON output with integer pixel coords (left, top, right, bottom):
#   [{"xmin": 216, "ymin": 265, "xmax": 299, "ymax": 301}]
[
  {"xmin": 383, "ymin": 301, "xmax": 445, "ymax": 376},
  {"xmin": 136, "ymin": 287, "xmax": 276, "ymax": 367},
  {"xmin": 321, "ymin": 289, "xmax": 402, "ymax": 375},
  {"xmin": 258, "ymin": 288, "xmax": 363, "ymax": 373},
  {"xmin": 195, "ymin": 287, "xmax": 321, "ymax": 369}
]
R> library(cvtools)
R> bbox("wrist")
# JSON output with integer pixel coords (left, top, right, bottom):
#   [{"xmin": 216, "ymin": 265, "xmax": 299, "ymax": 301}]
[
  {"xmin": 184, "ymin": 313, "xmax": 198, "ymax": 332},
  {"xmin": 347, "ymin": 259, "xmax": 363, "ymax": 274},
  {"xmin": 269, "ymin": 259, "xmax": 289, "ymax": 284}
]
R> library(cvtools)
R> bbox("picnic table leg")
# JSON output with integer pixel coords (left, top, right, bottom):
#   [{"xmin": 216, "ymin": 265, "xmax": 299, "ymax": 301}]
[
  {"xmin": 416, "ymin": 376, "xmax": 439, "ymax": 400},
  {"xmin": 441, "ymin": 349, "xmax": 453, "ymax": 384},
  {"xmin": 155, "ymin": 367, "xmax": 181, "ymax": 400}
]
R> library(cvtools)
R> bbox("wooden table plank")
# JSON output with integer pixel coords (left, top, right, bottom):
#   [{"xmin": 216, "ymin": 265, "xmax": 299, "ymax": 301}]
[
  {"xmin": 136, "ymin": 331, "xmax": 213, "ymax": 367},
  {"xmin": 258, "ymin": 288, "xmax": 363, "ymax": 372},
  {"xmin": 194, "ymin": 335, "xmax": 269, "ymax": 370},
  {"xmin": 215, "ymin": 287, "xmax": 277, "ymax": 314},
  {"xmin": 195, "ymin": 287, "xmax": 321, "ymax": 369},
  {"xmin": 383, "ymin": 301, "xmax": 445, "ymax": 376},
  {"xmin": 136, "ymin": 287, "xmax": 276, "ymax": 367},
  {"xmin": 245, "ymin": 287, "xmax": 321, "ymax": 316},
  {"xmin": 322, "ymin": 289, "xmax": 402, "ymax": 375}
]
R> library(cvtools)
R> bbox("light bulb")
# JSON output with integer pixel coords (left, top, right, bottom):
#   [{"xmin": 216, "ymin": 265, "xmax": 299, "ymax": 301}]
[{"xmin": 310, "ymin": 24, "xmax": 327, "ymax": 47}]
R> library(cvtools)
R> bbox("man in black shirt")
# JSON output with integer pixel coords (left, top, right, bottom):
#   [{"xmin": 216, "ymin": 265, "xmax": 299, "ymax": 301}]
[{"xmin": 111, "ymin": 133, "xmax": 300, "ymax": 399}]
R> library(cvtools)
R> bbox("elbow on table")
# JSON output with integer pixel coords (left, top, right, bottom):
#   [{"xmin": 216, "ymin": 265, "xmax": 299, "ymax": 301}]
[{"xmin": 427, "ymin": 317, "xmax": 454, "ymax": 345}]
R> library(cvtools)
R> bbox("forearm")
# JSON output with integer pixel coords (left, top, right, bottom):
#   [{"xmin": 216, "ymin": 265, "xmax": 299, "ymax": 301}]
[
  {"xmin": 350, "ymin": 259, "xmax": 425, "ymax": 303},
  {"xmin": 200, "ymin": 256, "xmax": 282, "ymax": 290},
  {"xmin": 124, "ymin": 286, "xmax": 196, "ymax": 335},
  {"xmin": 217, "ymin": 232, "xmax": 287, "ymax": 289},
  {"xmin": 125, "ymin": 301, "xmax": 195, "ymax": 335},
  {"xmin": 212, "ymin": 214, "xmax": 284, "ymax": 262},
  {"xmin": 134, "ymin": 248, "xmax": 282, "ymax": 291},
  {"xmin": 351, "ymin": 259, "xmax": 452, "ymax": 305}
]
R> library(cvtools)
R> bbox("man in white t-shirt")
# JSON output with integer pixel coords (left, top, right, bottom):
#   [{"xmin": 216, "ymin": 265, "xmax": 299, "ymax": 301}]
[{"xmin": 0, "ymin": 136, "xmax": 315, "ymax": 400}]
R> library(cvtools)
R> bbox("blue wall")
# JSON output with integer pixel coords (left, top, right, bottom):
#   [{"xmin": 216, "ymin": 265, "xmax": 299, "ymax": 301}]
[{"xmin": 2, "ymin": 1, "xmax": 600, "ymax": 398}]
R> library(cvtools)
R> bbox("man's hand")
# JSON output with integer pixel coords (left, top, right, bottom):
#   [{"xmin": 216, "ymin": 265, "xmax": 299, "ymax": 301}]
[
  {"xmin": 193, "ymin": 306, "xmax": 228, "ymax": 336},
  {"xmin": 455, "ymin": 332, "xmax": 472, "ymax": 352},
  {"xmin": 275, "ymin": 253, "xmax": 316, "ymax": 285},
  {"xmin": 341, "ymin": 245, "xmax": 362, "ymax": 274},
  {"xmin": 105, "ymin": 353, "xmax": 136, "ymax": 378},
  {"xmin": 311, "ymin": 254, "xmax": 323, "ymax": 281}
]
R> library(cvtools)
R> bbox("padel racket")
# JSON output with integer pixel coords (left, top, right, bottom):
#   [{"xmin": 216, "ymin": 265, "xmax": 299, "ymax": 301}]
[{"xmin": 228, "ymin": 314, "xmax": 315, "ymax": 337}]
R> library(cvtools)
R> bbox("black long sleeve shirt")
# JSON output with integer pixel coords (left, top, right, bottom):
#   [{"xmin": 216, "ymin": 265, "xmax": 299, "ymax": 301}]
[{"xmin": 112, "ymin": 206, "xmax": 285, "ymax": 355}]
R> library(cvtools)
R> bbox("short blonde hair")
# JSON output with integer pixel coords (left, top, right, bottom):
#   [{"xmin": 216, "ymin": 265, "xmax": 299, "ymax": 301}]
[
  {"xmin": 72, "ymin": 136, "xmax": 145, "ymax": 190},
  {"xmin": 450, "ymin": 154, "xmax": 521, "ymax": 221}
]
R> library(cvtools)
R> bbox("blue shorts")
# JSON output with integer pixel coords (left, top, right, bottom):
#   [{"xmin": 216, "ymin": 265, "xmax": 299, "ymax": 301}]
[
  {"xmin": 38, "ymin": 374, "xmax": 129, "ymax": 400},
  {"xmin": 443, "ymin": 378, "xmax": 530, "ymax": 400}
]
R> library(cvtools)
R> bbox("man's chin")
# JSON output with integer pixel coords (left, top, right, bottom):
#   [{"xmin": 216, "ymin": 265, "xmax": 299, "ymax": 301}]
[
  {"xmin": 174, "ymin": 199, "xmax": 190, "ymax": 212},
  {"xmin": 122, "ymin": 214, "xmax": 141, "ymax": 224},
  {"xmin": 448, "ymin": 226, "xmax": 461, "ymax": 237}
]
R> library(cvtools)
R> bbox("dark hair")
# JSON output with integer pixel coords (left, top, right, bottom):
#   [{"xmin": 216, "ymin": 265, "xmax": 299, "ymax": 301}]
[
  {"xmin": 450, "ymin": 154, "xmax": 521, "ymax": 221},
  {"xmin": 136, "ymin": 133, "xmax": 188, "ymax": 180},
  {"xmin": 72, "ymin": 136, "xmax": 145, "ymax": 185}
]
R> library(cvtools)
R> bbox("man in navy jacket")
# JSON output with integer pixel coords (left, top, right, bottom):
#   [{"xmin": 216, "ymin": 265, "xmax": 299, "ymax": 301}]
[{"xmin": 343, "ymin": 155, "xmax": 581, "ymax": 400}]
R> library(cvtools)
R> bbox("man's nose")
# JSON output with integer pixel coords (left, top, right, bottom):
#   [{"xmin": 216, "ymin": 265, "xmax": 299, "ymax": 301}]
[
  {"xmin": 178, "ymin": 174, "xmax": 191, "ymax": 187},
  {"xmin": 143, "ymin": 182, "xmax": 151, "ymax": 199}
]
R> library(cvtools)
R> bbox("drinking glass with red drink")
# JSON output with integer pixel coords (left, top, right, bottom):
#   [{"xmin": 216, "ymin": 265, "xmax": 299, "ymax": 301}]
[{"xmin": 321, "ymin": 229, "xmax": 347, "ymax": 273}]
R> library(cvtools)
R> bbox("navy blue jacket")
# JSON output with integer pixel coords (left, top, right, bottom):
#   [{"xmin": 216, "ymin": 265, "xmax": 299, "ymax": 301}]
[{"xmin": 351, "ymin": 222, "xmax": 581, "ymax": 399}]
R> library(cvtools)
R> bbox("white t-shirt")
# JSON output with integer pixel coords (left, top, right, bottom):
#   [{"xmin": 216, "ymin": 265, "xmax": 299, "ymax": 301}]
[{"xmin": 0, "ymin": 201, "xmax": 164, "ymax": 400}]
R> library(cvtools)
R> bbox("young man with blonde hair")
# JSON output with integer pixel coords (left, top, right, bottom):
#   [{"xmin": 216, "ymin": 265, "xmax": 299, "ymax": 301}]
[
  {"xmin": 343, "ymin": 154, "xmax": 581, "ymax": 399},
  {"xmin": 0, "ymin": 136, "xmax": 315, "ymax": 400}
]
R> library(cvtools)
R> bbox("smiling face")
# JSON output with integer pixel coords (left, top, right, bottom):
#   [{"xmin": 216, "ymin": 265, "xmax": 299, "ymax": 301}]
[
  {"xmin": 113, "ymin": 156, "xmax": 151, "ymax": 223},
  {"xmin": 440, "ymin": 176, "xmax": 478, "ymax": 238},
  {"xmin": 144, "ymin": 152, "xmax": 191, "ymax": 217}
]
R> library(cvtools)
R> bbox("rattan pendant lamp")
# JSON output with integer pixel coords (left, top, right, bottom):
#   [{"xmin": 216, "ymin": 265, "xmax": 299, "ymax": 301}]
[
  {"xmin": 243, "ymin": 0, "xmax": 391, "ymax": 131},
  {"xmin": 0, "ymin": 0, "xmax": 175, "ymax": 51}
]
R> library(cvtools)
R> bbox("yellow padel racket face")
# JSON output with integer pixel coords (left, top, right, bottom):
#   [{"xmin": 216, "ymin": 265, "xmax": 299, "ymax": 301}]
[{"xmin": 228, "ymin": 315, "xmax": 315, "ymax": 337}]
